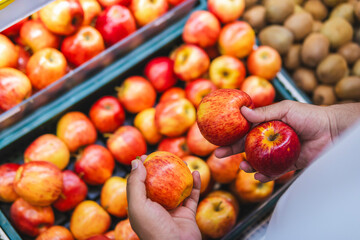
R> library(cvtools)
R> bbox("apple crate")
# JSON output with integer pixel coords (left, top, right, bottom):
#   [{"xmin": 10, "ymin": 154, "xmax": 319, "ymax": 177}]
[
  {"xmin": 0, "ymin": 12, "xmax": 306, "ymax": 240},
  {"xmin": 0, "ymin": 0, "xmax": 205, "ymax": 132}
]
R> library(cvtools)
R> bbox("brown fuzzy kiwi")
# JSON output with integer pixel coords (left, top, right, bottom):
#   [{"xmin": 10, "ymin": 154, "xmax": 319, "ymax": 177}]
[
  {"xmin": 294, "ymin": 5, "xmax": 306, "ymax": 14},
  {"xmin": 285, "ymin": 44, "xmax": 301, "ymax": 70},
  {"xmin": 245, "ymin": 0, "xmax": 259, "ymax": 9},
  {"xmin": 284, "ymin": 12, "xmax": 313, "ymax": 41},
  {"xmin": 335, "ymin": 76, "xmax": 360, "ymax": 100},
  {"xmin": 320, "ymin": 17, "xmax": 353, "ymax": 49},
  {"xmin": 330, "ymin": 3, "xmax": 355, "ymax": 24},
  {"xmin": 313, "ymin": 85, "xmax": 337, "ymax": 105},
  {"xmin": 312, "ymin": 21, "xmax": 323, "ymax": 33},
  {"xmin": 243, "ymin": 5, "xmax": 266, "ymax": 32},
  {"xmin": 265, "ymin": 0, "xmax": 295, "ymax": 24},
  {"xmin": 292, "ymin": 68, "xmax": 318, "ymax": 94},
  {"xmin": 259, "ymin": 25, "xmax": 294, "ymax": 55},
  {"xmin": 316, "ymin": 54, "xmax": 348, "ymax": 85},
  {"xmin": 352, "ymin": 60, "xmax": 360, "ymax": 77},
  {"xmin": 301, "ymin": 33, "xmax": 330, "ymax": 68},
  {"xmin": 303, "ymin": 1, "xmax": 328, "ymax": 21},
  {"xmin": 323, "ymin": 0, "xmax": 347, "ymax": 8},
  {"xmin": 337, "ymin": 43, "xmax": 360, "ymax": 65},
  {"xmin": 356, "ymin": 2, "xmax": 360, "ymax": 21}
]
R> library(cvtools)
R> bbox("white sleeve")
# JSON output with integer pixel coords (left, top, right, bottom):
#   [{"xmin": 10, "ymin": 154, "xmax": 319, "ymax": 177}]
[{"xmin": 264, "ymin": 119, "xmax": 360, "ymax": 240}]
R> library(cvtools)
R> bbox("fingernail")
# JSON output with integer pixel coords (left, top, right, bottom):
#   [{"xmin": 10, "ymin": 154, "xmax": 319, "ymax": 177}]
[{"xmin": 131, "ymin": 160, "xmax": 138, "ymax": 170}]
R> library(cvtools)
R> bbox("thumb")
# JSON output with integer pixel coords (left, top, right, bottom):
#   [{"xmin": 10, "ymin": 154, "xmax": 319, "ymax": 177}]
[{"xmin": 127, "ymin": 160, "xmax": 147, "ymax": 210}]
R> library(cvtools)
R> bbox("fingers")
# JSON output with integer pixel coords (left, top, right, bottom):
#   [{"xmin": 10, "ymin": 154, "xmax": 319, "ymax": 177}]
[
  {"xmin": 183, "ymin": 171, "xmax": 201, "ymax": 215},
  {"xmin": 239, "ymin": 161, "xmax": 255, "ymax": 173},
  {"xmin": 127, "ymin": 160, "xmax": 148, "ymax": 212},
  {"xmin": 214, "ymin": 138, "xmax": 245, "ymax": 158}
]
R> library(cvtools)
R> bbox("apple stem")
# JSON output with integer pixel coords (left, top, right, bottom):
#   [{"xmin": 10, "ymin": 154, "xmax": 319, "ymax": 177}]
[
  {"xmin": 215, "ymin": 201, "xmax": 223, "ymax": 211},
  {"xmin": 268, "ymin": 133, "xmax": 279, "ymax": 141},
  {"xmin": 103, "ymin": 133, "xmax": 112, "ymax": 139},
  {"xmin": 60, "ymin": 193, "xmax": 67, "ymax": 200}
]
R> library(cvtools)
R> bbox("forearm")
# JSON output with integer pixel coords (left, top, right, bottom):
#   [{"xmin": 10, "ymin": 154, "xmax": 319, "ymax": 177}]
[{"xmin": 327, "ymin": 103, "xmax": 360, "ymax": 139}]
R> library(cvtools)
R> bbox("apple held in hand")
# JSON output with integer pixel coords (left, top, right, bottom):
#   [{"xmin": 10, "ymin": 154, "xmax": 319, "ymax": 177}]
[
  {"xmin": 89, "ymin": 96, "xmax": 125, "ymax": 133},
  {"xmin": 207, "ymin": 152, "xmax": 244, "ymax": 184},
  {"xmin": 53, "ymin": 170, "xmax": 88, "ymax": 212},
  {"xmin": 79, "ymin": 0, "xmax": 102, "ymax": 26},
  {"xmin": 182, "ymin": 10, "xmax": 221, "ymax": 48},
  {"xmin": 144, "ymin": 151, "xmax": 193, "ymax": 210},
  {"xmin": 36, "ymin": 226, "xmax": 74, "ymax": 240},
  {"xmin": 134, "ymin": 108, "xmax": 162, "ymax": 145},
  {"xmin": 197, "ymin": 89, "xmax": 253, "ymax": 146},
  {"xmin": 245, "ymin": 120, "xmax": 301, "ymax": 177},
  {"xmin": 101, "ymin": 176, "xmax": 127, "ymax": 218},
  {"xmin": 186, "ymin": 122, "xmax": 217, "ymax": 157},
  {"xmin": 144, "ymin": 56, "xmax": 177, "ymax": 92},
  {"xmin": 0, "ymin": 163, "xmax": 20, "ymax": 202},
  {"xmin": 208, "ymin": 0, "xmax": 245, "ymax": 23},
  {"xmin": 114, "ymin": 219, "xmax": 139, "ymax": 240},
  {"xmin": 240, "ymin": 76, "xmax": 275, "ymax": 108},
  {"xmin": 10, "ymin": 198, "xmax": 54, "ymax": 237},
  {"xmin": 61, "ymin": 26, "xmax": 105, "ymax": 67},
  {"xmin": 158, "ymin": 136, "xmax": 190, "ymax": 158},
  {"xmin": 247, "ymin": 46, "xmax": 282, "ymax": 80},
  {"xmin": 159, "ymin": 87, "xmax": 185, "ymax": 102},
  {"xmin": 209, "ymin": 55, "xmax": 246, "ymax": 89},
  {"xmin": 95, "ymin": 5, "xmax": 136, "ymax": 46},
  {"xmin": 185, "ymin": 79, "xmax": 217, "ymax": 108},
  {"xmin": 0, "ymin": 34, "xmax": 19, "ymax": 68},
  {"xmin": 130, "ymin": 0, "xmax": 168, "ymax": 27},
  {"xmin": 183, "ymin": 156, "xmax": 210, "ymax": 194}
]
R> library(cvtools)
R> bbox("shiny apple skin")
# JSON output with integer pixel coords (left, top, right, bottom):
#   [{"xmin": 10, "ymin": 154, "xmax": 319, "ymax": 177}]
[
  {"xmin": 86, "ymin": 235, "xmax": 110, "ymax": 240},
  {"xmin": 89, "ymin": 96, "xmax": 125, "ymax": 133},
  {"xmin": 98, "ymin": 0, "xmax": 131, "ymax": 7},
  {"xmin": 53, "ymin": 170, "xmax": 88, "ymax": 212},
  {"xmin": 130, "ymin": 0, "xmax": 169, "ymax": 27},
  {"xmin": 197, "ymin": 89, "xmax": 253, "ymax": 146},
  {"xmin": 36, "ymin": 225, "xmax": 74, "ymax": 240},
  {"xmin": 0, "ymin": 163, "xmax": 20, "ymax": 202},
  {"xmin": 183, "ymin": 155, "xmax": 211, "ymax": 193},
  {"xmin": 208, "ymin": 0, "xmax": 245, "ymax": 23},
  {"xmin": 185, "ymin": 78, "xmax": 217, "ymax": 108},
  {"xmin": 247, "ymin": 46, "xmax": 282, "ymax": 80},
  {"xmin": 240, "ymin": 76, "xmax": 275, "ymax": 108},
  {"xmin": 114, "ymin": 219, "xmax": 139, "ymax": 240},
  {"xmin": 186, "ymin": 122, "xmax": 217, "ymax": 157},
  {"xmin": 167, "ymin": 0, "xmax": 185, "ymax": 5},
  {"xmin": 144, "ymin": 56, "xmax": 177, "ymax": 92},
  {"xmin": 207, "ymin": 190, "xmax": 239, "ymax": 216},
  {"xmin": 16, "ymin": 45, "xmax": 30, "ymax": 73},
  {"xmin": 79, "ymin": 0, "xmax": 102, "ymax": 26},
  {"xmin": 100, "ymin": 176, "xmax": 127, "ymax": 218},
  {"xmin": 95, "ymin": 5, "xmax": 136, "ymax": 46},
  {"xmin": 159, "ymin": 87, "xmax": 185, "ymax": 102},
  {"xmin": 1, "ymin": 18, "xmax": 27, "ymax": 37},
  {"xmin": 157, "ymin": 136, "xmax": 190, "ymax": 158},
  {"xmin": 104, "ymin": 230, "xmax": 115, "ymax": 240},
  {"xmin": 0, "ymin": 34, "xmax": 19, "ymax": 68},
  {"xmin": 245, "ymin": 120, "xmax": 301, "ymax": 177},
  {"xmin": 134, "ymin": 108, "xmax": 162, "ymax": 145},
  {"xmin": 10, "ymin": 198, "xmax": 55, "ymax": 237}
]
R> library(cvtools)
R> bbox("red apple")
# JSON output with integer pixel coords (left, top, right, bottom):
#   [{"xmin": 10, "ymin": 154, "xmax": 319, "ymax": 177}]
[
  {"xmin": 36, "ymin": 226, "xmax": 74, "ymax": 240},
  {"xmin": 53, "ymin": 170, "xmax": 88, "ymax": 212},
  {"xmin": 207, "ymin": 190, "xmax": 239, "ymax": 216},
  {"xmin": 95, "ymin": 5, "xmax": 136, "ymax": 46},
  {"xmin": 204, "ymin": 45, "xmax": 220, "ymax": 60},
  {"xmin": 101, "ymin": 176, "xmax": 127, "ymax": 217},
  {"xmin": 24, "ymin": 134, "xmax": 70, "ymax": 170},
  {"xmin": 98, "ymin": 0, "xmax": 131, "ymax": 7},
  {"xmin": 107, "ymin": 126, "xmax": 147, "ymax": 165},
  {"xmin": 39, "ymin": 0, "xmax": 84, "ymax": 35},
  {"xmin": 1, "ymin": 18, "xmax": 27, "ymax": 37},
  {"xmin": 172, "ymin": 44, "xmax": 210, "ymax": 82},
  {"xmin": 134, "ymin": 108, "xmax": 162, "ymax": 145},
  {"xmin": 144, "ymin": 151, "xmax": 193, "ymax": 210},
  {"xmin": 218, "ymin": 21, "xmax": 255, "ymax": 58},
  {"xmin": 155, "ymin": 98, "xmax": 196, "ymax": 137},
  {"xmin": 117, "ymin": 76, "xmax": 156, "ymax": 113},
  {"xmin": 114, "ymin": 219, "xmax": 139, "ymax": 240},
  {"xmin": 196, "ymin": 196, "xmax": 237, "ymax": 238},
  {"xmin": 245, "ymin": 120, "xmax": 301, "ymax": 177},
  {"xmin": 13, "ymin": 161, "xmax": 63, "ymax": 206},
  {"xmin": 182, "ymin": 10, "xmax": 221, "ymax": 48},
  {"xmin": 89, "ymin": 96, "xmax": 126, "ymax": 133},
  {"xmin": 57, "ymin": 111, "xmax": 97, "ymax": 152},
  {"xmin": 130, "ymin": 0, "xmax": 168, "ymax": 27},
  {"xmin": 79, "ymin": 0, "xmax": 102, "ymax": 26},
  {"xmin": 0, "ymin": 68, "xmax": 31, "ymax": 111},
  {"xmin": 144, "ymin": 56, "xmax": 177, "ymax": 92},
  {"xmin": 240, "ymin": 76, "xmax": 275, "ymax": 108},
  {"xmin": 104, "ymin": 231, "xmax": 115, "ymax": 240},
  {"xmin": 159, "ymin": 87, "xmax": 185, "ymax": 102},
  {"xmin": 207, "ymin": 152, "xmax": 244, "ymax": 184},
  {"xmin": 209, "ymin": 55, "xmax": 246, "ymax": 89},
  {"xmin": 185, "ymin": 79, "xmax": 217, "ymax": 108},
  {"xmin": 86, "ymin": 235, "xmax": 110, "ymax": 240},
  {"xmin": 70, "ymin": 200, "xmax": 111, "ymax": 239},
  {"xmin": 20, "ymin": 20, "xmax": 61, "ymax": 53},
  {"xmin": 0, "ymin": 34, "xmax": 19, "ymax": 68},
  {"xmin": 247, "ymin": 46, "xmax": 282, "ymax": 80},
  {"xmin": 186, "ymin": 122, "xmax": 217, "ymax": 157},
  {"xmin": 167, "ymin": 0, "xmax": 186, "ymax": 6},
  {"xmin": 74, "ymin": 144, "xmax": 115, "ymax": 185},
  {"xmin": 276, "ymin": 170, "xmax": 296, "ymax": 184},
  {"xmin": 10, "ymin": 198, "xmax": 54, "ymax": 237},
  {"xmin": 158, "ymin": 136, "xmax": 190, "ymax": 158},
  {"xmin": 26, "ymin": 48, "xmax": 67, "ymax": 90},
  {"xmin": 197, "ymin": 89, "xmax": 253, "ymax": 146},
  {"xmin": 183, "ymin": 156, "xmax": 210, "ymax": 194},
  {"xmin": 208, "ymin": 0, "xmax": 245, "ymax": 23},
  {"xmin": 61, "ymin": 26, "xmax": 105, "ymax": 67},
  {"xmin": 0, "ymin": 163, "xmax": 20, "ymax": 202},
  {"xmin": 15, "ymin": 45, "xmax": 30, "ymax": 73}
]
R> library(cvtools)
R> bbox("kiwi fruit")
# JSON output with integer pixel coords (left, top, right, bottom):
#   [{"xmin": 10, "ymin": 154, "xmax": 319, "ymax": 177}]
[
  {"xmin": 301, "ymin": 33, "xmax": 330, "ymax": 68},
  {"xmin": 330, "ymin": 3, "xmax": 355, "ymax": 24},
  {"xmin": 292, "ymin": 68, "xmax": 318, "ymax": 94},
  {"xmin": 259, "ymin": 25, "xmax": 294, "ymax": 55},
  {"xmin": 294, "ymin": 5, "xmax": 306, "ymax": 13},
  {"xmin": 355, "ymin": 2, "xmax": 360, "ymax": 21},
  {"xmin": 265, "ymin": 0, "xmax": 295, "ymax": 24},
  {"xmin": 313, "ymin": 85, "xmax": 337, "ymax": 105},
  {"xmin": 335, "ymin": 76, "xmax": 360, "ymax": 100},
  {"xmin": 316, "ymin": 54, "xmax": 348, "ymax": 84},
  {"xmin": 312, "ymin": 21, "xmax": 323, "ymax": 33},
  {"xmin": 285, "ymin": 44, "xmax": 301, "ymax": 70},
  {"xmin": 243, "ymin": 6, "xmax": 266, "ymax": 32},
  {"xmin": 337, "ymin": 43, "xmax": 360, "ymax": 65},
  {"xmin": 303, "ymin": 1, "xmax": 328, "ymax": 21},
  {"xmin": 284, "ymin": 12, "xmax": 313, "ymax": 41},
  {"xmin": 323, "ymin": 0, "xmax": 347, "ymax": 8},
  {"xmin": 354, "ymin": 28, "xmax": 360, "ymax": 44},
  {"xmin": 245, "ymin": 0, "xmax": 259, "ymax": 9},
  {"xmin": 321, "ymin": 17, "xmax": 353, "ymax": 49},
  {"xmin": 352, "ymin": 59, "xmax": 360, "ymax": 77}
]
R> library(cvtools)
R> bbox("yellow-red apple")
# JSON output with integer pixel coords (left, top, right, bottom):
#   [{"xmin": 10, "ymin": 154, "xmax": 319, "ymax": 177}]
[
  {"xmin": 130, "ymin": 0, "xmax": 168, "ymax": 27},
  {"xmin": 159, "ymin": 87, "xmax": 185, "ymax": 102},
  {"xmin": 240, "ymin": 76, "xmax": 275, "ymax": 108},
  {"xmin": 104, "ymin": 231, "xmax": 115, "ymax": 240},
  {"xmin": 207, "ymin": 152, "xmax": 244, "ymax": 184},
  {"xmin": 144, "ymin": 56, "xmax": 177, "ymax": 92},
  {"xmin": 158, "ymin": 136, "xmax": 190, "ymax": 158},
  {"xmin": 98, "ymin": 0, "xmax": 131, "ymax": 7},
  {"xmin": 185, "ymin": 78, "xmax": 217, "ymax": 108},
  {"xmin": 186, "ymin": 122, "xmax": 217, "ymax": 157},
  {"xmin": 167, "ymin": 0, "xmax": 186, "ymax": 6},
  {"xmin": 36, "ymin": 226, "xmax": 74, "ymax": 240},
  {"xmin": 0, "ymin": 34, "xmax": 19, "ymax": 68},
  {"xmin": 134, "ymin": 108, "xmax": 162, "ymax": 145},
  {"xmin": 208, "ymin": 0, "xmax": 245, "ymax": 23},
  {"xmin": 183, "ymin": 155, "xmax": 210, "ymax": 193},
  {"xmin": 114, "ymin": 219, "xmax": 139, "ymax": 240},
  {"xmin": 79, "ymin": 0, "xmax": 102, "ymax": 26},
  {"xmin": 0, "ymin": 163, "xmax": 20, "ymax": 202},
  {"xmin": 207, "ymin": 190, "xmax": 239, "ymax": 216},
  {"xmin": 247, "ymin": 46, "xmax": 282, "ymax": 80},
  {"xmin": 101, "ymin": 176, "xmax": 127, "ymax": 218}
]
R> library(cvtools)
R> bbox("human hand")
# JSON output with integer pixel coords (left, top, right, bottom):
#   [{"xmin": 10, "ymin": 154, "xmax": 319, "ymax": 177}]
[{"xmin": 127, "ymin": 155, "xmax": 202, "ymax": 240}]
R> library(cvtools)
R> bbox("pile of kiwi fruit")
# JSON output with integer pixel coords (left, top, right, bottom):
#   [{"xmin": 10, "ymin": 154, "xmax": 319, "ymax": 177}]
[{"xmin": 243, "ymin": 0, "xmax": 360, "ymax": 105}]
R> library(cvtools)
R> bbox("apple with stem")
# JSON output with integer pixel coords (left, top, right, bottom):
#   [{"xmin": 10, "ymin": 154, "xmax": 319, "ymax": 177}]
[
  {"xmin": 79, "ymin": 0, "xmax": 102, "ymax": 26},
  {"xmin": 240, "ymin": 76, "xmax": 275, "ymax": 108},
  {"xmin": 158, "ymin": 136, "xmax": 190, "ymax": 158},
  {"xmin": 183, "ymin": 155, "xmax": 210, "ymax": 194},
  {"xmin": 185, "ymin": 79, "xmax": 217, "ymax": 108},
  {"xmin": 247, "ymin": 46, "xmax": 282, "ymax": 80},
  {"xmin": 130, "ymin": 0, "xmax": 168, "ymax": 27},
  {"xmin": 208, "ymin": 0, "xmax": 245, "ymax": 23}
]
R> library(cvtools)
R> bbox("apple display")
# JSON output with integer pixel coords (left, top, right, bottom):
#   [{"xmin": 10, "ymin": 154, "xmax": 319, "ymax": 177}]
[
  {"xmin": 157, "ymin": 136, "xmax": 190, "ymax": 158},
  {"xmin": 144, "ymin": 56, "xmax": 177, "ymax": 92},
  {"xmin": 0, "ymin": 34, "xmax": 19, "ymax": 68},
  {"xmin": 197, "ymin": 89, "xmax": 253, "ymax": 146},
  {"xmin": 79, "ymin": 0, "xmax": 102, "ymax": 26},
  {"xmin": 240, "ymin": 76, "xmax": 275, "ymax": 108},
  {"xmin": 208, "ymin": 0, "xmax": 245, "ymax": 23},
  {"xmin": 1, "ymin": 18, "xmax": 27, "ymax": 37},
  {"xmin": 130, "ymin": 0, "xmax": 168, "ymax": 27},
  {"xmin": 101, "ymin": 176, "xmax": 128, "ymax": 217},
  {"xmin": 207, "ymin": 152, "xmax": 244, "ymax": 184},
  {"xmin": 247, "ymin": 46, "xmax": 282, "ymax": 80},
  {"xmin": 134, "ymin": 108, "xmax": 162, "ymax": 145},
  {"xmin": 114, "ymin": 219, "xmax": 139, "ymax": 240},
  {"xmin": 36, "ymin": 226, "xmax": 74, "ymax": 240},
  {"xmin": 186, "ymin": 122, "xmax": 217, "ymax": 157},
  {"xmin": 0, "ymin": 163, "xmax": 20, "ymax": 202},
  {"xmin": 185, "ymin": 78, "xmax": 217, "ymax": 108},
  {"xmin": 159, "ymin": 87, "xmax": 185, "ymax": 102},
  {"xmin": 183, "ymin": 155, "xmax": 210, "ymax": 193}
]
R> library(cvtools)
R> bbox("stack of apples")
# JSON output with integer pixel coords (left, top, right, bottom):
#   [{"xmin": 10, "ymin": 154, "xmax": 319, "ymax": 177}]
[
  {"xmin": 0, "ymin": 0, "xmax": 188, "ymax": 114},
  {"xmin": 0, "ymin": 0, "xmax": 296, "ymax": 239}
]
